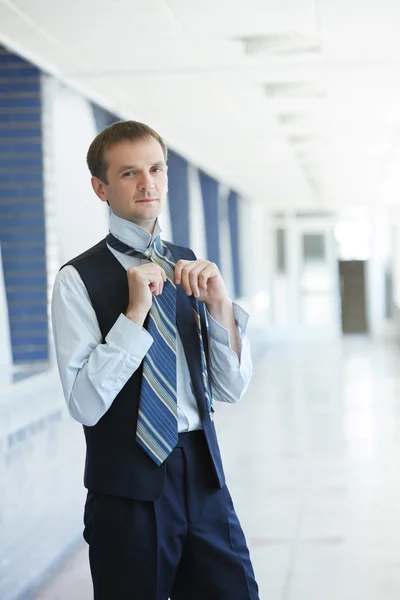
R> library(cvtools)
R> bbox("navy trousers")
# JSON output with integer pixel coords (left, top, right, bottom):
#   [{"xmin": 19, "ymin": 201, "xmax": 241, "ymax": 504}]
[{"xmin": 83, "ymin": 430, "xmax": 259, "ymax": 599}]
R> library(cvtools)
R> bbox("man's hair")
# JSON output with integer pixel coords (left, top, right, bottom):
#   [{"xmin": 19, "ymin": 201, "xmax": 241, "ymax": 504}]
[{"xmin": 86, "ymin": 120, "xmax": 168, "ymax": 184}]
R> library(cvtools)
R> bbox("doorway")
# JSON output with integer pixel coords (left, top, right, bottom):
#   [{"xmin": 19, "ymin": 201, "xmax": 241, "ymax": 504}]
[
  {"xmin": 269, "ymin": 215, "xmax": 341, "ymax": 341},
  {"xmin": 339, "ymin": 260, "xmax": 368, "ymax": 333}
]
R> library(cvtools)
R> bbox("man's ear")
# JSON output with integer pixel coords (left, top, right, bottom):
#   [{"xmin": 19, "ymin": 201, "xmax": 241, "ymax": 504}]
[{"xmin": 91, "ymin": 176, "xmax": 108, "ymax": 203}]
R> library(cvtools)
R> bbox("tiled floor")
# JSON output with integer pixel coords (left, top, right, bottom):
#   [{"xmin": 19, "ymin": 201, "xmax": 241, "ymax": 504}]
[{"xmin": 35, "ymin": 336, "xmax": 400, "ymax": 599}]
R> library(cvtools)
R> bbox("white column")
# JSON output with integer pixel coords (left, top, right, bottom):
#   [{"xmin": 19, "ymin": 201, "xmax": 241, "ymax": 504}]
[
  {"xmin": 238, "ymin": 198, "xmax": 270, "ymax": 314},
  {"xmin": 41, "ymin": 75, "xmax": 109, "ymax": 270},
  {"xmin": 0, "ymin": 243, "xmax": 13, "ymax": 387},
  {"xmin": 158, "ymin": 198, "xmax": 173, "ymax": 242},
  {"xmin": 366, "ymin": 207, "xmax": 392, "ymax": 337}
]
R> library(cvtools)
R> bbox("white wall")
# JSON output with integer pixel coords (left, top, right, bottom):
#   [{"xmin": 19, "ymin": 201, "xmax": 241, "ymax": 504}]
[{"xmin": 0, "ymin": 370, "xmax": 86, "ymax": 600}]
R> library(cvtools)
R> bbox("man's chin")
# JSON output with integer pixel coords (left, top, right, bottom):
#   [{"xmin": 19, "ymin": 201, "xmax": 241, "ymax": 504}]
[{"xmin": 126, "ymin": 210, "xmax": 161, "ymax": 229}]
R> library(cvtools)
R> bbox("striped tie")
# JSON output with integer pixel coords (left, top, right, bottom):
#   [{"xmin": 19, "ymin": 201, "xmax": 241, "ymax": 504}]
[
  {"xmin": 107, "ymin": 233, "xmax": 213, "ymax": 466},
  {"xmin": 107, "ymin": 233, "xmax": 177, "ymax": 464}
]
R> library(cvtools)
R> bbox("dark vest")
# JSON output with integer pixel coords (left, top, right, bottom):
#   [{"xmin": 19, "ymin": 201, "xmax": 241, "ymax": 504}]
[{"xmin": 63, "ymin": 238, "xmax": 225, "ymax": 501}]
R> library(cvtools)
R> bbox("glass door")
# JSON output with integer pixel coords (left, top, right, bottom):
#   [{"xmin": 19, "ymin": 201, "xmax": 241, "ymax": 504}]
[{"xmin": 295, "ymin": 219, "xmax": 341, "ymax": 338}]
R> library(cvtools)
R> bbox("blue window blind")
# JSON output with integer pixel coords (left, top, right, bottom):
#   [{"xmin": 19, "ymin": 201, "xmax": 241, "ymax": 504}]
[
  {"xmin": 91, "ymin": 103, "xmax": 120, "ymax": 133},
  {"xmin": 0, "ymin": 45, "xmax": 48, "ymax": 363},
  {"xmin": 199, "ymin": 170, "xmax": 220, "ymax": 266},
  {"xmin": 168, "ymin": 150, "xmax": 189, "ymax": 247},
  {"xmin": 227, "ymin": 190, "xmax": 242, "ymax": 298}
]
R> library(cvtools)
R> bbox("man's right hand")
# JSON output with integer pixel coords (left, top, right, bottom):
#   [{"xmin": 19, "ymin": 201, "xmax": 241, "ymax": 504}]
[{"xmin": 125, "ymin": 263, "xmax": 166, "ymax": 327}]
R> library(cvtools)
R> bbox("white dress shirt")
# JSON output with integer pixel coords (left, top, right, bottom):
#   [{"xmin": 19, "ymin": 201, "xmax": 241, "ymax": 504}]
[{"xmin": 51, "ymin": 213, "xmax": 252, "ymax": 432}]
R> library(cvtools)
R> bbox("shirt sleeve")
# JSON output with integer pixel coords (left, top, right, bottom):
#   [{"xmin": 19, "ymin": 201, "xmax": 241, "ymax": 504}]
[
  {"xmin": 51, "ymin": 265, "xmax": 153, "ymax": 426},
  {"xmin": 206, "ymin": 302, "xmax": 253, "ymax": 404}
]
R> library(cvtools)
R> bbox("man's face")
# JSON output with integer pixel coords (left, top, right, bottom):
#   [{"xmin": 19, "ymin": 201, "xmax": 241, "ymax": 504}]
[{"xmin": 92, "ymin": 136, "xmax": 168, "ymax": 232}]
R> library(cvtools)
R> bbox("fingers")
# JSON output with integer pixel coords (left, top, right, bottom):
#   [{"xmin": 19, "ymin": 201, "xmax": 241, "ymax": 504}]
[
  {"xmin": 152, "ymin": 265, "xmax": 166, "ymax": 296},
  {"xmin": 153, "ymin": 266, "xmax": 166, "ymax": 296},
  {"xmin": 179, "ymin": 262, "xmax": 196, "ymax": 296},
  {"xmin": 176, "ymin": 260, "xmax": 215, "ymax": 298},
  {"xmin": 174, "ymin": 260, "xmax": 188, "ymax": 286},
  {"xmin": 149, "ymin": 277, "xmax": 163, "ymax": 296},
  {"xmin": 129, "ymin": 260, "xmax": 218, "ymax": 300},
  {"xmin": 131, "ymin": 263, "xmax": 166, "ymax": 296},
  {"xmin": 197, "ymin": 264, "xmax": 214, "ymax": 291}
]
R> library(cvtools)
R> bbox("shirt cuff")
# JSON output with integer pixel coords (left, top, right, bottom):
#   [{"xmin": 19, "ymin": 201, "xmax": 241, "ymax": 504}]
[
  {"xmin": 105, "ymin": 313, "xmax": 153, "ymax": 356},
  {"xmin": 206, "ymin": 302, "xmax": 249, "ymax": 348}
]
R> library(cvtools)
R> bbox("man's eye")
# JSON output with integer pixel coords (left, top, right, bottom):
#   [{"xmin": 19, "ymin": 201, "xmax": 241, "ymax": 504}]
[
  {"xmin": 152, "ymin": 167, "xmax": 162, "ymax": 173},
  {"xmin": 123, "ymin": 171, "xmax": 135, "ymax": 177}
]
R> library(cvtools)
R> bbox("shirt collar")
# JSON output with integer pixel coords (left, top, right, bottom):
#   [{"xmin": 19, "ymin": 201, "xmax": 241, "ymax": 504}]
[{"xmin": 109, "ymin": 212, "xmax": 162, "ymax": 252}]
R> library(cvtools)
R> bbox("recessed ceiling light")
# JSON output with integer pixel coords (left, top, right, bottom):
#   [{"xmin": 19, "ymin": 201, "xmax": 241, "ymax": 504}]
[
  {"xmin": 265, "ymin": 81, "xmax": 325, "ymax": 99},
  {"xmin": 279, "ymin": 113, "xmax": 311, "ymax": 126},
  {"xmin": 240, "ymin": 32, "xmax": 320, "ymax": 56},
  {"xmin": 288, "ymin": 134, "xmax": 317, "ymax": 145}
]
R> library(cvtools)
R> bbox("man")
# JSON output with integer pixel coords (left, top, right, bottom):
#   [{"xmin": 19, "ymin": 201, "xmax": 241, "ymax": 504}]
[{"xmin": 51, "ymin": 120, "xmax": 259, "ymax": 599}]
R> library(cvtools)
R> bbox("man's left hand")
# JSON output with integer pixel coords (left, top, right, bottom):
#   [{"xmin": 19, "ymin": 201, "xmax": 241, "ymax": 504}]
[{"xmin": 174, "ymin": 259, "xmax": 230, "ymax": 307}]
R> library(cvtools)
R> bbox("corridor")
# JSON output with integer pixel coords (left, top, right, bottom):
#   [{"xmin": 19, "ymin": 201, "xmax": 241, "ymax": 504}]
[{"xmin": 35, "ymin": 336, "xmax": 400, "ymax": 600}]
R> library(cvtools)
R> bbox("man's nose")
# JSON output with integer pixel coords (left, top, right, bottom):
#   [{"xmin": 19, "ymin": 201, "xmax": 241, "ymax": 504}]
[{"xmin": 137, "ymin": 173, "xmax": 155, "ymax": 191}]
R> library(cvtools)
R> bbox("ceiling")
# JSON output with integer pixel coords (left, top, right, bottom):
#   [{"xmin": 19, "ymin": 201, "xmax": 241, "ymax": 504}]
[{"xmin": 1, "ymin": 0, "xmax": 400, "ymax": 212}]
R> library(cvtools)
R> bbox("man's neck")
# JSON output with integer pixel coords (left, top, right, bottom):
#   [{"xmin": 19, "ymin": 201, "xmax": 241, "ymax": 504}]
[{"xmin": 109, "ymin": 213, "xmax": 161, "ymax": 251}]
